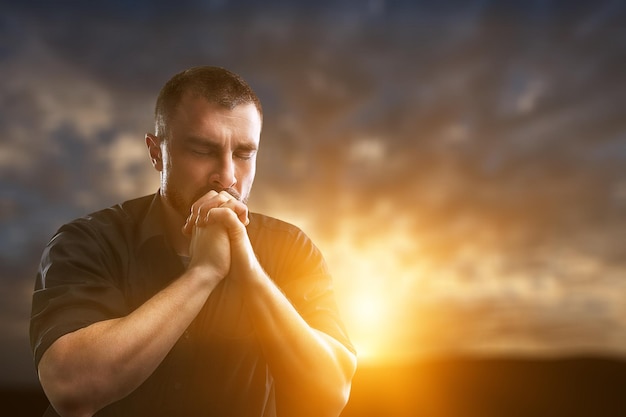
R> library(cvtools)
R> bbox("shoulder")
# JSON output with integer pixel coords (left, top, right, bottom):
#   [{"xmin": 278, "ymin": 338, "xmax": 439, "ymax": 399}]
[
  {"xmin": 247, "ymin": 212, "xmax": 327, "ymax": 279},
  {"xmin": 79, "ymin": 194, "xmax": 154, "ymax": 228},
  {"xmin": 246, "ymin": 212, "xmax": 314, "ymax": 249},
  {"xmin": 60, "ymin": 194, "xmax": 154, "ymax": 233},
  {"xmin": 247, "ymin": 212, "xmax": 304, "ymax": 235},
  {"xmin": 50, "ymin": 194, "xmax": 157, "ymax": 254}
]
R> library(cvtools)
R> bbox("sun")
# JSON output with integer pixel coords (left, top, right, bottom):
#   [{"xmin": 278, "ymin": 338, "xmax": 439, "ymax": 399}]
[
  {"xmin": 349, "ymin": 291, "xmax": 385, "ymax": 324},
  {"xmin": 265, "ymin": 205, "xmax": 422, "ymax": 364},
  {"xmin": 343, "ymin": 290, "xmax": 390, "ymax": 361}
]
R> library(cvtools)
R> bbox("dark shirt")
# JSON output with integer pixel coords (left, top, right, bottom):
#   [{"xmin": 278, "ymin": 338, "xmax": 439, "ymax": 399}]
[{"xmin": 30, "ymin": 194, "xmax": 354, "ymax": 417}]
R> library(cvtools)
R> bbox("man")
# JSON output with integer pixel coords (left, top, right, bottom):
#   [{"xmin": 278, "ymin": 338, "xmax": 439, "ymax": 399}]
[{"xmin": 30, "ymin": 66, "xmax": 356, "ymax": 417}]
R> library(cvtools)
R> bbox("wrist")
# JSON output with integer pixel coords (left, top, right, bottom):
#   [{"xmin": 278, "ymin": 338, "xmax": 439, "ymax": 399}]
[{"xmin": 184, "ymin": 263, "xmax": 225, "ymax": 291}]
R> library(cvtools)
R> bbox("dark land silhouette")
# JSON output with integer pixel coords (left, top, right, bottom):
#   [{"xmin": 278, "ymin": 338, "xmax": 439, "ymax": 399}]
[{"xmin": 4, "ymin": 355, "xmax": 625, "ymax": 417}]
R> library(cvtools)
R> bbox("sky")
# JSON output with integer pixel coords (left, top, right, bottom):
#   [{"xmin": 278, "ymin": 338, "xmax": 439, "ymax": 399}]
[{"xmin": 1, "ymin": 0, "xmax": 625, "ymax": 386}]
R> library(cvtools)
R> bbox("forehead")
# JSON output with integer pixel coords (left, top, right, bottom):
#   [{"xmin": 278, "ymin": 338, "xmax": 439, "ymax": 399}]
[{"xmin": 169, "ymin": 93, "xmax": 262, "ymax": 141}]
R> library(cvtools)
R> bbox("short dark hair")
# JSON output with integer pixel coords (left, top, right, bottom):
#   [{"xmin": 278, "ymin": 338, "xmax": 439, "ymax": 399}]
[{"xmin": 154, "ymin": 66, "xmax": 263, "ymax": 138}]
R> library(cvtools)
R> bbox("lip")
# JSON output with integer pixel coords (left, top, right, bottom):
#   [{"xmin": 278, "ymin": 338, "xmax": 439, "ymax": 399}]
[{"xmin": 222, "ymin": 187, "xmax": 242, "ymax": 201}]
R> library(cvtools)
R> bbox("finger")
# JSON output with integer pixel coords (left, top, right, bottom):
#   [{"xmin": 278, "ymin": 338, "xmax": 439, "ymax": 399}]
[
  {"xmin": 182, "ymin": 214, "xmax": 194, "ymax": 236},
  {"xmin": 193, "ymin": 196, "xmax": 239, "ymax": 229},
  {"xmin": 199, "ymin": 207, "xmax": 214, "ymax": 227},
  {"xmin": 189, "ymin": 191, "xmax": 226, "ymax": 218},
  {"xmin": 219, "ymin": 199, "xmax": 249, "ymax": 226},
  {"xmin": 183, "ymin": 191, "xmax": 219, "ymax": 235},
  {"xmin": 194, "ymin": 205, "xmax": 220, "ymax": 228},
  {"xmin": 187, "ymin": 190, "xmax": 240, "ymax": 229},
  {"xmin": 218, "ymin": 190, "xmax": 238, "ymax": 201},
  {"xmin": 209, "ymin": 208, "xmax": 250, "ymax": 249},
  {"xmin": 202, "ymin": 207, "xmax": 245, "ymax": 236},
  {"xmin": 183, "ymin": 191, "xmax": 230, "ymax": 235}
]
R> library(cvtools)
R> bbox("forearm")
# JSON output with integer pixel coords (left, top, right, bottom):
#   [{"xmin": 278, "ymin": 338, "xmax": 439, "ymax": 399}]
[
  {"xmin": 193, "ymin": 207, "xmax": 356, "ymax": 416},
  {"xmin": 38, "ymin": 266, "xmax": 220, "ymax": 417},
  {"xmin": 241, "ymin": 266, "xmax": 357, "ymax": 417}
]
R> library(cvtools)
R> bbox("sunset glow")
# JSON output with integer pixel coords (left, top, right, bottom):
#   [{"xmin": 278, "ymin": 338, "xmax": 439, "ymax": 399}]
[
  {"xmin": 276, "ymin": 209, "xmax": 428, "ymax": 363},
  {"xmin": 267, "ymin": 200, "xmax": 626, "ymax": 364},
  {"xmin": 343, "ymin": 288, "xmax": 391, "ymax": 360}
]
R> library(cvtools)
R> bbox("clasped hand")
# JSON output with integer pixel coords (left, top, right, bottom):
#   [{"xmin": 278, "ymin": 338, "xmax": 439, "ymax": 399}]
[{"xmin": 182, "ymin": 190, "xmax": 252, "ymax": 281}]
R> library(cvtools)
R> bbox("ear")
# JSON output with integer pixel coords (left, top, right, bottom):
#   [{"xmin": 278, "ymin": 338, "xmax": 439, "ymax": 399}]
[{"xmin": 145, "ymin": 133, "xmax": 163, "ymax": 171}]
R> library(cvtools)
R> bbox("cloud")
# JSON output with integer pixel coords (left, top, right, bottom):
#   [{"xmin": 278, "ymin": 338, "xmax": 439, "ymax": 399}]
[
  {"xmin": 1, "ymin": 0, "xmax": 626, "ymax": 383},
  {"xmin": 1, "ymin": 31, "xmax": 113, "ymax": 141},
  {"xmin": 98, "ymin": 132, "xmax": 158, "ymax": 200}
]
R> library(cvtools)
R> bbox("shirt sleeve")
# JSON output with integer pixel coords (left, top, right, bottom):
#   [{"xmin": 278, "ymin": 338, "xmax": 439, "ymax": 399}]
[
  {"xmin": 250, "ymin": 217, "xmax": 356, "ymax": 355},
  {"xmin": 283, "ymin": 237, "xmax": 356, "ymax": 355},
  {"xmin": 29, "ymin": 220, "xmax": 129, "ymax": 368}
]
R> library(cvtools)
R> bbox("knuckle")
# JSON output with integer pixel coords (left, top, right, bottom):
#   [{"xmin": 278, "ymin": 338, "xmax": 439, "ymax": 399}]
[{"xmin": 219, "ymin": 190, "xmax": 234, "ymax": 201}]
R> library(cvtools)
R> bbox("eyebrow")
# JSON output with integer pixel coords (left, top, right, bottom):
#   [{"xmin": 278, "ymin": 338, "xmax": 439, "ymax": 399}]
[{"xmin": 183, "ymin": 136, "xmax": 258, "ymax": 152}]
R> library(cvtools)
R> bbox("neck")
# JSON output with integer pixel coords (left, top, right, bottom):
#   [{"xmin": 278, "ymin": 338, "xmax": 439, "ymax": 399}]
[{"xmin": 160, "ymin": 195, "xmax": 191, "ymax": 257}]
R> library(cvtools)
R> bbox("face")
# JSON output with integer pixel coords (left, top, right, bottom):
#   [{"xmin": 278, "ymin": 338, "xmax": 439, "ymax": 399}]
[{"xmin": 146, "ymin": 93, "xmax": 262, "ymax": 219}]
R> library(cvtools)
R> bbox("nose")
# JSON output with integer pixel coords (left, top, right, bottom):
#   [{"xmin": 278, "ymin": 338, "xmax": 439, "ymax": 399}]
[{"xmin": 211, "ymin": 154, "xmax": 237, "ymax": 189}]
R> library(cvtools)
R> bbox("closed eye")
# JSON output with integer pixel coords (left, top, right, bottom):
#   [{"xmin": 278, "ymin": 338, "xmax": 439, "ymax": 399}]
[
  {"xmin": 234, "ymin": 152, "xmax": 256, "ymax": 161},
  {"xmin": 191, "ymin": 149, "xmax": 217, "ymax": 157}
]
